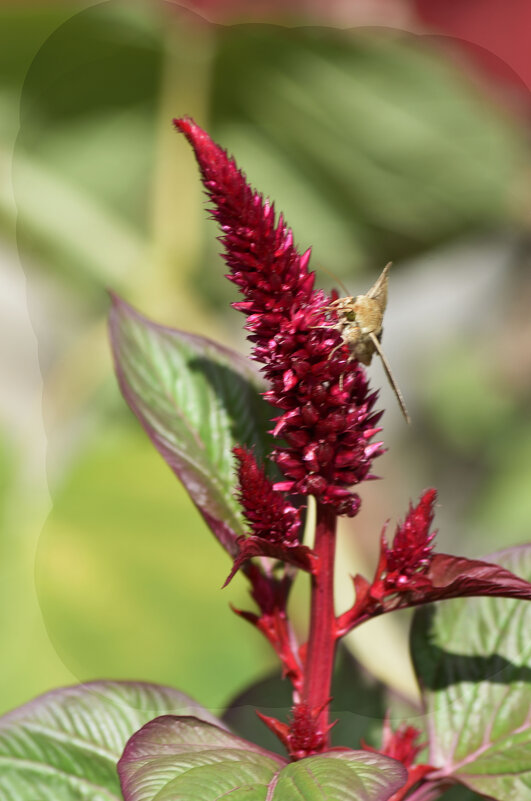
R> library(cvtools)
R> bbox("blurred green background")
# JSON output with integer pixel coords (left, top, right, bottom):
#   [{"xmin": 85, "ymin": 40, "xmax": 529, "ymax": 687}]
[{"xmin": 1, "ymin": 1, "xmax": 530, "ymax": 720}]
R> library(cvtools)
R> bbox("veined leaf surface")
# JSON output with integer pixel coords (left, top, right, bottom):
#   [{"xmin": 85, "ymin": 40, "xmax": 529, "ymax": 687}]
[
  {"xmin": 412, "ymin": 545, "xmax": 531, "ymax": 800},
  {"xmin": 0, "ymin": 681, "xmax": 219, "ymax": 801},
  {"xmin": 109, "ymin": 295, "xmax": 273, "ymax": 556},
  {"xmin": 118, "ymin": 715, "xmax": 407, "ymax": 801}
]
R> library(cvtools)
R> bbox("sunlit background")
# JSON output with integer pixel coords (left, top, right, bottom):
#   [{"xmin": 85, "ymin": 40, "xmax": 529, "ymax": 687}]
[{"xmin": 1, "ymin": 0, "xmax": 530, "ymax": 720}]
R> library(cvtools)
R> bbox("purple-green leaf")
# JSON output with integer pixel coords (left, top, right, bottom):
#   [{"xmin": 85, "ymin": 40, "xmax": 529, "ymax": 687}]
[
  {"xmin": 270, "ymin": 750, "xmax": 407, "ymax": 800},
  {"xmin": 0, "ymin": 681, "xmax": 219, "ymax": 801},
  {"xmin": 109, "ymin": 295, "xmax": 273, "ymax": 557},
  {"xmin": 223, "ymin": 535, "xmax": 317, "ymax": 587},
  {"xmin": 421, "ymin": 552, "xmax": 531, "ymax": 603},
  {"xmin": 118, "ymin": 715, "xmax": 408, "ymax": 801},
  {"xmin": 118, "ymin": 716, "xmax": 284, "ymax": 801},
  {"xmin": 411, "ymin": 545, "xmax": 531, "ymax": 800}
]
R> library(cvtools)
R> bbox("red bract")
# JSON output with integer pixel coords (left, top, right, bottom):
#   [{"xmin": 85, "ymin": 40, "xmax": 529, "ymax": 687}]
[
  {"xmin": 232, "ymin": 563, "xmax": 304, "ymax": 692},
  {"xmin": 363, "ymin": 718, "xmax": 433, "ymax": 801},
  {"xmin": 223, "ymin": 533, "xmax": 317, "ymax": 588},
  {"xmin": 258, "ymin": 700, "xmax": 332, "ymax": 760},
  {"xmin": 377, "ymin": 719, "xmax": 425, "ymax": 768},
  {"xmin": 174, "ymin": 117, "xmax": 383, "ymax": 517}
]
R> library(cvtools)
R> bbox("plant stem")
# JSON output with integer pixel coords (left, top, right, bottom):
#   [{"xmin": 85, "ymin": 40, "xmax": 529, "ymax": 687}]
[{"xmin": 302, "ymin": 501, "xmax": 337, "ymax": 746}]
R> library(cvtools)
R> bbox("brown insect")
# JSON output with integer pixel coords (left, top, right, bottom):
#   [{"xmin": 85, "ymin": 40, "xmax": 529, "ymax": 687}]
[{"xmin": 327, "ymin": 263, "xmax": 410, "ymax": 424}]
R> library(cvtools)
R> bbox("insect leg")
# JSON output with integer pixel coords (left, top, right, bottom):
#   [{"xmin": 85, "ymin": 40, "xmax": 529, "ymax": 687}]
[{"xmin": 368, "ymin": 332, "xmax": 410, "ymax": 424}]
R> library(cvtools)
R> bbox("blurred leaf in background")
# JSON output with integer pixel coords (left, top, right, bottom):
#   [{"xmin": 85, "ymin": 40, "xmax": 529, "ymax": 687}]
[{"xmin": 1, "ymin": 0, "xmax": 530, "ymax": 716}]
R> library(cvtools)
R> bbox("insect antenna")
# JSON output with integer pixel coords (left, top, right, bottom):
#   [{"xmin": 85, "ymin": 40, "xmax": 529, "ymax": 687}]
[
  {"xmin": 368, "ymin": 332, "xmax": 410, "ymax": 424},
  {"xmin": 317, "ymin": 264, "xmax": 352, "ymax": 298}
]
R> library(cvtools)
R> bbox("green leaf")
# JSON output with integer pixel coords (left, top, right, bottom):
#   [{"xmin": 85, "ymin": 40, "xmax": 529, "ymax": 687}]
[
  {"xmin": 118, "ymin": 716, "xmax": 284, "ymax": 801},
  {"xmin": 411, "ymin": 545, "xmax": 531, "ymax": 800},
  {"xmin": 0, "ymin": 681, "xmax": 220, "ymax": 801},
  {"xmin": 109, "ymin": 294, "xmax": 273, "ymax": 556},
  {"xmin": 270, "ymin": 751, "xmax": 407, "ymax": 801},
  {"xmin": 12, "ymin": 3, "xmax": 161, "ymax": 291},
  {"xmin": 118, "ymin": 716, "xmax": 407, "ymax": 801}
]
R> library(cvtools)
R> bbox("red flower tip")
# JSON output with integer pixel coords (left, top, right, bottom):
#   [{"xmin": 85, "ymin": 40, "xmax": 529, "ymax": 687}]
[
  {"xmin": 234, "ymin": 446, "xmax": 301, "ymax": 542},
  {"xmin": 177, "ymin": 118, "xmax": 385, "ymax": 516},
  {"xmin": 172, "ymin": 117, "xmax": 189, "ymax": 134},
  {"xmin": 378, "ymin": 718, "xmax": 425, "ymax": 767},
  {"xmin": 382, "ymin": 489, "xmax": 437, "ymax": 590},
  {"xmin": 256, "ymin": 712, "xmax": 291, "ymax": 750}
]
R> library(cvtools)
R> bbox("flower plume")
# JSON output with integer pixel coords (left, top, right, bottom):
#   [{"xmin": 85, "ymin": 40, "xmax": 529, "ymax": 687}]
[
  {"xmin": 233, "ymin": 446, "xmax": 300, "ymax": 542},
  {"xmin": 380, "ymin": 488, "xmax": 437, "ymax": 592},
  {"xmin": 174, "ymin": 117, "xmax": 383, "ymax": 516}
]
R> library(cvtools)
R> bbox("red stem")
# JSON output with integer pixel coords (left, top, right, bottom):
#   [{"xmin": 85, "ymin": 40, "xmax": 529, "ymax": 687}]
[{"xmin": 302, "ymin": 502, "xmax": 338, "ymax": 745}]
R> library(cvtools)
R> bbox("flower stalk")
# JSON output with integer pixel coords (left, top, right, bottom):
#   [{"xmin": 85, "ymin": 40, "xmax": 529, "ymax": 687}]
[
  {"xmin": 301, "ymin": 501, "xmax": 337, "ymax": 750},
  {"xmin": 173, "ymin": 116, "xmax": 531, "ymax": 773}
]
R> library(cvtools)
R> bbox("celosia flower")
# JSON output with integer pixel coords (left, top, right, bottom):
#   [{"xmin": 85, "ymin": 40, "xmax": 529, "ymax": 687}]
[
  {"xmin": 223, "ymin": 448, "xmax": 316, "ymax": 586},
  {"xmin": 233, "ymin": 446, "xmax": 301, "ymax": 542},
  {"xmin": 370, "ymin": 489, "xmax": 437, "ymax": 600},
  {"xmin": 383, "ymin": 489, "xmax": 437, "ymax": 579},
  {"xmin": 171, "ymin": 118, "xmax": 531, "ymax": 764},
  {"xmin": 174, "ymin": 117, "xmax": 383, "ymax": 518},
  {"xmin": 223, "ymin": 446, "xmax": 316, "ymax": 584},
  {"xmin": 377, "ymin": 720, "xmax": 425, "ymax": 767},
  {"xmin": 337, "ymin": 495, "xmax": 531, "ymax": 636}
]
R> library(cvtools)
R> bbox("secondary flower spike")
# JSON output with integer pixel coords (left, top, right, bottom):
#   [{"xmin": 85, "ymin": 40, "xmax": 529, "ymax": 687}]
[
  {"xmin": 174, "ymin": 117, "xmax": 384, "ymax": 516},
  {"xmin": 233, "ymin": 446, "xmax": 300, "ymax": 542},
  {"xmin": 375, "ymin": 488, "xmax": 438, "ymax": 597},
  {"xmin": 336, "ymin": 493, "xmax": 531, "ymax": 636},
  {"xmin": 224, "ymin": 447, "xmax": 317, "ymax": 587}
]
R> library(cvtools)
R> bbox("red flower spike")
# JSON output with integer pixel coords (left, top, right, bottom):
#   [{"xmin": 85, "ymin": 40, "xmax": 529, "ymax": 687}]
[
  {"xmin": 382, "ymin": 489, "xmax": 438, "ymax": 589},
  {"xmin": 223, "ymin": 447, "xmax": 316, "ymax": 586},
  {"xmin": 174, "ymin": 117, "xmax": 384, "ymax": 516},
  {"xmin": 337, "ymin": 498, "xmax": 531, "ymax": 636},
  {"xmin": 377, "ymin": 718, "xmax": 425, "ymax": 767},
  {"xmin": 361, "ymin": 489, "xmax": 437, "ymax": 604},
  {"xmin": 374, "ymin": 493, "xmax": 531, "ymax": 608},
  {"xmin": 233, "ymin": 446, "xmax": 301, "ymax": 543},
  {"xmin": 286, "ymin": 701, "xmax": 332, "ymax": 760}
]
